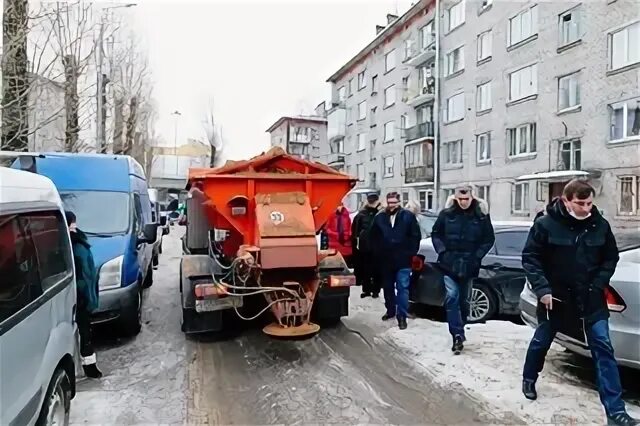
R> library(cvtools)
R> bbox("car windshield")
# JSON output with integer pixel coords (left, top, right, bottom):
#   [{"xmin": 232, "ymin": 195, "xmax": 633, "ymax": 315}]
[
  {"xmin": 417, "ymin": 214, "xmax": 437, "ymax": 239},
  {"xmin": 60, "ymin": 191, "xmax": 130, "ymax": 235}
]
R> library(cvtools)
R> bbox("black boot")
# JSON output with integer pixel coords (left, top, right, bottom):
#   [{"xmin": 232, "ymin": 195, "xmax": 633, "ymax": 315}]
[
  {"xmin": 83, "ymin": 363, "xmax": 103, "ymax": 379},
  {"xmin": 381, "ymin": 313, "xmax": 395, "ymax": 321},
  {"xmin": 372, "ymin": 293, "xmax": 379, "ymax": 299},
  {"xmin": 608, "ymin": 413, "xmax": 639, "ymax": 426},
  {"xmin": 398, "ymin": 317, "xmax": 407, "ymax": 330},
  {"xmin": 522, "ymin": 379, "xmax": 537, "ymax": 400},
  {"xmin": 451, "ymin": 335, "xmax": 464, "ymax": 355},
  {"xmin": 360, "ymin": 292, "xmax": 371, "ymax": 298}
]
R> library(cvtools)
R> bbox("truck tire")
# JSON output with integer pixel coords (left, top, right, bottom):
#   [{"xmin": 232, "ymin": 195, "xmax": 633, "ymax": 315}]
[
  {"xmin": 36, "ymin": 368, "xmax": 71, "ymax": 426},
  {"xmin": 119, "ymin": 288, "xmax": 142, "ymax": 337}
]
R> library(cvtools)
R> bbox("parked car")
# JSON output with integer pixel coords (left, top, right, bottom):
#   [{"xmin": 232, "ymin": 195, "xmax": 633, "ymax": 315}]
[
  {"xmin": 520, "ymin": 233, "xmax": 640, "ymax": 370},
  {"xmin": 410, "ymin": 221, "xmax": 533, "ymax": 322},
  {"xmin": 415, "ymin": 211, "xmax": 438, "ymax": 239},
  {"xmin": 11, "ymin": 153, "xmax": 158, "ymax": 337},
  {"xmin": 0, "ymin": 167, "xmax": 79, "ymax": 425}
]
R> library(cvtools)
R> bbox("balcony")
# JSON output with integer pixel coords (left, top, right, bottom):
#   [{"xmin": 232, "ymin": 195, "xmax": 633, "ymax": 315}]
[
  {"xmin": 405, "ymin": 43, "xmax": 436, "ymax": 67},
  {"xmin": 405, "ymin": 122, "xmax": 434, "ymax": 141},
  {"xmin": 327, "ymin": 152, "xmax": 346, "ymax": 166},
  {"xmin": 405, "ymin": 165, "xmax": 435, "ymax": 184},
  {"xmin": 327, "ymin": 108, "xmax": 346, "ymax": 142},
  {"xmin": 406, "ymin": 85, "xmax": 435, "ymax": 107}
]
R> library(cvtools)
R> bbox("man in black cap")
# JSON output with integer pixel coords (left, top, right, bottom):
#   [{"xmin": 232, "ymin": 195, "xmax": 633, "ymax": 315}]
[{"xmin": 351, "ymin": 191, "xmax": 383, "ymax": 298}]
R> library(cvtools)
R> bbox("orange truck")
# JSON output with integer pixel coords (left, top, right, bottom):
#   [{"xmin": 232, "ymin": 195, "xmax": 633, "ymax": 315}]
[{"xmin": 179, "ymin": 147, "xmax": 358, "ymax": 337}]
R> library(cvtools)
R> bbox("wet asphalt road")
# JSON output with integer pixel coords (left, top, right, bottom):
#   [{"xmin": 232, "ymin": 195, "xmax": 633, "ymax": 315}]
[{"xmin": 71, "ymin": 228, "xmax": 517, "ymax": 425}]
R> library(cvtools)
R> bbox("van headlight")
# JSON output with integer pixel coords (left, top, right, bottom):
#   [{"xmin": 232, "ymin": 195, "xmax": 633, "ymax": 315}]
[{"xmin": 98, "ymin": 255, "xmax": 123, "ymax": 291}]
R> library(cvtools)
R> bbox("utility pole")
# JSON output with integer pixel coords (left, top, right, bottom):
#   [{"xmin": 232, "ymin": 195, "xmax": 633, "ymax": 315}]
[{"xmin": 172, "ymin": 110, "xmax": 181, "ymax": 176}]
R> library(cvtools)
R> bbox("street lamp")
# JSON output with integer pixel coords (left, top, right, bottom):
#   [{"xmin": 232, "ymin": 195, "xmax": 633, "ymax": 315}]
[
  {"xmin": 96, "ymin": 3, "xmax": 137, "ymax": 153},
  {"xmin": 172, "ymin": 110, "xmax": 182, "ymax": 176}
]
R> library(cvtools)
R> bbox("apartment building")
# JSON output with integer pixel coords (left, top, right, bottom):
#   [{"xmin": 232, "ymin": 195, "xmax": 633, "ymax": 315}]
[
  {"xmin": 265, "ymin": 112, "xmax": 328, "ymax": 161},
  {"xmin": 326, "ymin": 0, "xmax": 438, "ymax": 211},
  {"xmin": 438, "ymin": 0, "xmax": 640, "ymax": 231}
]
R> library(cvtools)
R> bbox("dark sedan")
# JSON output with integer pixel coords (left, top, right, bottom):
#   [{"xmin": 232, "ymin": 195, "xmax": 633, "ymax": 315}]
[{"xmin": 409, "ymin": 221, "xmax": 533, "ymax": 322}]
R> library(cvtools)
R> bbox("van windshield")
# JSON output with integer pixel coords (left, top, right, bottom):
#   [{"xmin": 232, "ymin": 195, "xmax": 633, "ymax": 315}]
[{"xmin": 60, "ymin": 191, "xmax": 130, "ymax": 235}]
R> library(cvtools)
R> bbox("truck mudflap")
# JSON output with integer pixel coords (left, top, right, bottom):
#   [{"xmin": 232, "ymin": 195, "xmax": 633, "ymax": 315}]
[{"xmin": 313, "ymin": 250, "xmax": 354, "ymax": 321}]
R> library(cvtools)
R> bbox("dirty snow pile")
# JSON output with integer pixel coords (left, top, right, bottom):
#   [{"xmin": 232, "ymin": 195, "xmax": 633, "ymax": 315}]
[{"xmin": 348, "ymin": 294, "xmax": 640, "ymax": 425}]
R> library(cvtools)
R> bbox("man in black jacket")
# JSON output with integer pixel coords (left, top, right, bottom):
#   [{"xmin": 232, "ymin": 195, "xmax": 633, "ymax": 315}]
[
  {"xmin": 370, "ymin": 192, "xmax": 421, "ymax": 330},
  {"xmin": 431, "ymin": 185, "xmax": 494, "ymax": 354},
  {"xmin": 351, "ymin": 192, "xmax": 383, "ymax": 298},
  {"xmin": 521, "ymin": 179, "xmax": 636, "ymax": 426}
]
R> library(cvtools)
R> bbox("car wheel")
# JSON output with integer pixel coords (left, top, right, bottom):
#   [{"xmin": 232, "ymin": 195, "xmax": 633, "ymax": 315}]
[
  {"xmin": 120, "ymin": 289, "xmax": 142, "ymax": 337},
  {"xmin": 36, "ymin": 368, "xmax": 71, "ymax": 426},
  {"xmin": 467, "ymin": 281, "xmax": 497, "ymax": 323}
]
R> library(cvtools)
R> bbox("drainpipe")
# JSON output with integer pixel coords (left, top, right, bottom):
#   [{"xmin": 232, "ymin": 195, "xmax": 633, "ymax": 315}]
[{"xmin": 433, "ymin": 0, "xmax": 441, "ymax": 210}]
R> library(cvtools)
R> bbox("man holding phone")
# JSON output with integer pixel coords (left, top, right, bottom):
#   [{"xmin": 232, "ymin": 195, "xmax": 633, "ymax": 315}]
[{"xmin": 521, "ymin": 179, "xmax": 636, "ymax": 426}]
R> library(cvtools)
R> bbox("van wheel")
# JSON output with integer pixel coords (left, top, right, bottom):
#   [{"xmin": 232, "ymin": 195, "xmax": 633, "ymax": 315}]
[
  {"xmin": 36, "ymin": 368, "xmax": 71, "ymax": 426},
  {"xmin": 143, "ymin": 265, "xmax": 153, "ymax": 288},
  {"xmin": 120, "ymin": 289, "xmax": 142, "ymax": 337}
]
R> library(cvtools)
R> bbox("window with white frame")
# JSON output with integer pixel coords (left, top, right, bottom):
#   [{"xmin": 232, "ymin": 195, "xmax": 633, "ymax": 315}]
[
  {"xmin": 508, "ymin": 123, "xmax": 537, "ymax": 156},
  {"xmin": 445, "ymin": 92, "xmax": 465, "ymax": 122},
  {"xmin": 558, "ymin": 72, "xmax": 580, "ymax": 111},
  {"xmin": 443, "ymin": 139, "xmax": 463, "ymax": 165},
  {"xmin": 384, "ymin": 85, "xmax": 396, "ymax": 107},
  {"xmin": 348, "ymin": 78, "xmax": 354, "ymax": 95},
  {"xmin": 512, "ymin": 182, "xmax": 530, "ymax": 213},
  {"xmin": 477, "ymin": 31, "xmax": 492, "ymax": 62},
  {"xmin": 477, "ymin": 81, "xmax": 492, "ymax": 111},
  {"xmin": 559, "ymin": 139, "xmax": 581, "ymax": 170},
  {"xmin": 357, "ymin": 163, "xmax": 365, "ymax": 182},
  {"xmin": 385, "ymin": 49, "xmax": 396, "ymax": 72},
  {"xmin": 371, "ymin": 75, "xmax": 378, "ymax": 93},
  {"xmin": 418, "ymin": 190, "xmax": 434, "ymax": 211},
  {"xmin": 358, "ymin": 101, "xmax": 367, "ymax": 120},
  {"xmin": 509, "ymin": 64, "xmax": 537, "ymax": 101},
  {"xmin": 421, "ymin": 21, "xmax": 435, "ymax": 48},
  {"xmin": 476, "ymin": 132, "xmax": 491, "ymax": 162},
  {"xmin": 384, "ymin": 156, "xmax": 395, "ymax": 177},
  {"xmin": 384, "ymin": 121, "xmax": 395, "ymax": 142},
  {"xmin": 618, "ymin": 175, "xmax": 639, "ymax": 215},
  {"xmin": 609, "ymin": 97, "xmax": 640, "ymax": 141},
  {"xmin": 509, "ymin": 5, "xmax": 538, "ymax": 46},
  {"xmin": 609, "ymin": 21, "xmax": 640, "ymax": 70},
  {"xmin": 400, "ymin": 114, "xmax": 409, "ymax": 137},
  {"xmin": 448, "ymin": 0, "xmax": 465, "ymax": 32},
  {"xmin": 357, "ymin": 133, "xmax": 366, "ymax": 151},
  {"xmin": 404, "ymin": 39, "xmax": 414, "ymax": 60},
  {"xmin": 358, "ymin": 70, "xmax": 366, "ymax": 90},
  {"xmin": 338, "ymin": 86, "xmax": 346, "ymax": 102},
  {"xmin": 443, "ymin": 188, "xmax": 455, "ymax": 202},
  {"xmin": 476, "ymin": 185, "xmax": 490, "ymax": 206},
  {"xmin": 445, "ymin": 46, "xmax": 465, "ymax": 76},
  {"xmin": 559, "ymin": 7, "xmax": 582, "ymax": 46},
  {"xmin": 331, "ymin": 139, "xmax": 344, "ymax": 154},
  {"xmin": 369, "ymin": 140, "xmax": 376, "ymax": 160}
]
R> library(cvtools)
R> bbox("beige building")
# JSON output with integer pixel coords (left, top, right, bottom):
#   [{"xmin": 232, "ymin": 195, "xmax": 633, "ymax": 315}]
[{"xmin": 265, "ymin": 114, "xmax": 328, "ymax": 161}]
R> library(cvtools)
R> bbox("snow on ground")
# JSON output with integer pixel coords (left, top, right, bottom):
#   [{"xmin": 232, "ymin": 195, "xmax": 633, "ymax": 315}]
[{"xmin": 347, "ymin": 293, "xmax": 640, "ymax": 425}]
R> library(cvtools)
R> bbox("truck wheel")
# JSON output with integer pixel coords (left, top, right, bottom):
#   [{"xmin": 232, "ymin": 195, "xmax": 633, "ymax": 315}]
[
  {"xmin": 119, "ymin": 289, "xmax": 142, "ymax": 337},
  {"xmin": 36, "ymin": 368, "xmax": 71, "ymax": 426}
]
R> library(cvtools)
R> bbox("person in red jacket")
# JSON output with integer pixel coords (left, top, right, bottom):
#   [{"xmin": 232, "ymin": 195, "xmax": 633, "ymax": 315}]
[{"xmin": 326, "ymin": 204, "xmax": 353, "ymax": 265}]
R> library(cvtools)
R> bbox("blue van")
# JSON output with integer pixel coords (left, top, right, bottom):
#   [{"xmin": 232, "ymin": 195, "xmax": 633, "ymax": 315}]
[{"xmin": 12, "ymin": 153, "xmax": 158, "ymax": 337}]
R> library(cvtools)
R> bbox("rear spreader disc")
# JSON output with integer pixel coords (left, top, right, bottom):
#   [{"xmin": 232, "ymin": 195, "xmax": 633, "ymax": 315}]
[{"xmin": 263, "ymin": 322, "xmax": 320, "ymax": 338}]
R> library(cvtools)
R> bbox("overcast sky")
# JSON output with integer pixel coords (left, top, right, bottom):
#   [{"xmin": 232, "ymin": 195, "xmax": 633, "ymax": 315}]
[{"xmin": 131, "ymin": 0, "xmax": 414, "ymax": 162}]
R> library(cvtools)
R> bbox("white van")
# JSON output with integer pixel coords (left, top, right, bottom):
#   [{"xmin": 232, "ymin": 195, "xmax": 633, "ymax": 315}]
[{"xmin": 0, "ymin": 167, "xmax": 79, "ymax": 425}]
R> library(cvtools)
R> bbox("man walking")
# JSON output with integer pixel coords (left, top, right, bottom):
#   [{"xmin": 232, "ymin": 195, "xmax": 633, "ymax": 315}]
[
  {"xmin": 521, "ymin": 180, "xmax": 637, "ymax": 426},
  {"xmin": 431, "ymin": 185, "xmax": 494, "ymax": 354},
  {"xmin": 370, "ymin": 192, "xmax": 421, "ymax": 330},
  {"xmin": 351, "ymin": 192, "xmax": 383, "ymax": 298}
]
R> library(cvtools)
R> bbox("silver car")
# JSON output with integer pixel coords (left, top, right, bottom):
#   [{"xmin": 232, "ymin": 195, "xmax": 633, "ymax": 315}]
[{"xmin": 520, "ymin": 235, "xmax": 640, "ymax": 370}]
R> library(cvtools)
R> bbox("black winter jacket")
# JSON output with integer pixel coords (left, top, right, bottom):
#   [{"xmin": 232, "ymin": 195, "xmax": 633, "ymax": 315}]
[
  {"xmin": 351, "ymin": 203, "xmax": 382, "ymax": 253},
  {"xmin": 431, "ymin": 197, "xmax": 495, "ymax": 281},
  {"xmin": 522, "ymin": 199, "xmax": 619, "ymax": 323},
  {"xmin": 370, "ymin": 208, "xmax": 421, "ymax": 271}
]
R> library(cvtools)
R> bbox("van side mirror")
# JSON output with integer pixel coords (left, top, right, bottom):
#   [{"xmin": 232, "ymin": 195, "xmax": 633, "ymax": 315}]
[{"xmin": 140, "ymin": 223, "xmax": 158, "ymax": 244}]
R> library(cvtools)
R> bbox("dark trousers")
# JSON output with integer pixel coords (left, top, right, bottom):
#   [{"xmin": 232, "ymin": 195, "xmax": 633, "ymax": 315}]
[
  {"xmin": 76, "ymin": 299, "xmax": 96, "ymax": 362},
  {"xmin": 355, "ymin": 252, "xmax": 381, "ymax": 295},
  {"xmin": 523, "ymin": 319, "xmax": 626, "ymax": 417}
]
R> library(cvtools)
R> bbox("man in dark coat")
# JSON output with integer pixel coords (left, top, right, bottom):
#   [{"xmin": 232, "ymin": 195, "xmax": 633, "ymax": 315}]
[
  {"xmin": 351, "ymin": 192, "xmax": 383, "ymax": 298},
  {"xmin": 370, "ymin": 192, "xmax": 421, "ymax": 330},
  {"xmin": 521, "ymin": 180, "xmax": 636, "ymax": 426},
  {"xmin": 66, "ymin": 211, "xmax": 103, "ymax": 379},
  {"xmin": 431, "ymin": 185, "xmax": 494, "ymax": 354}
]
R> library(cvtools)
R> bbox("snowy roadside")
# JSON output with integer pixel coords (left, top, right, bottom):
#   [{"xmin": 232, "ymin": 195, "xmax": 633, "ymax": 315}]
[{"xmin": 347, "ymin": 293, "xmax": 640, "ymax": 425}]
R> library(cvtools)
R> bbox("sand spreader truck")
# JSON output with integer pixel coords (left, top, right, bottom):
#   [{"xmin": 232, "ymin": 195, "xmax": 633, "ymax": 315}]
[{"xmin": 179, "ymin": 147, "xmax": 358, "ymax": 337}]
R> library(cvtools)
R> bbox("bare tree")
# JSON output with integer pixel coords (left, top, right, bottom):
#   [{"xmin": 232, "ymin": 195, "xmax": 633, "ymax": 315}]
[{"xmin": 203, "ymin": 97, "xmax": 225, "ymax": 167}]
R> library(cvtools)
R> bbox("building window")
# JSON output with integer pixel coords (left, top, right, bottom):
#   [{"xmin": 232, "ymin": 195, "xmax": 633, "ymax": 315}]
[
  {"xmin": 448, "ymin": 0, "xmax": 466, "ymax": 32},
  {"xmin": 290, "ymin": 126, "xmax": 312, "ymax": 143},
  {"xmin": 358, "ymin": 70, "xmax": 366, "ymax": 90},
  {"xmin": 371, "ymin": 75, "xmax": 378, "ymax": 93},
  {"xmin": 385, "ymin": 49, "xmax": 396, "ymax": 72},
  {"xmin": 404, "ymin": 39, "xmax": 414, "ymax": 60},
  {"xmin": 481, "ymin": 0, "xmax": 493, "ymax": 10},
  {"xmin": 369, "ymin": 171, "xmax": 377, "ymax": 187},
  {"xmin": 618, "ymin": 176, "xmax": 639, "ymax": 215},
  {"xmin": 331, "ymin": 139, "xmax": 344, "ymax": 154},
  {"xmin": 402, "ymin": 191, "xmax": 410, "ymax": 205},
  {"xmin": 476, "ymin": 132, "xmax": 491, "ymax": 163},
  {"xmin": 509, "ymin": 5, "xmax": 538, "ymax": 46},
  {"xmin": 609, "ymin": 22, "xmax": 640, "ymax": 70},
  {"xmin": 384, "ymin": 121, "xmax": 395, "ymax": 142},
  {"xmin": 400, "ymin": 114, "xmax": 409, "ymax": 138},
  {"xmin": 508, "ymin": 123, "xmax": 537, "ymax": 157},
  {"xmin": 477, "ymin": 81, "xmax": 492, "ymax": 112},
  {"xmin": 384, "ymin": 85, "xmax": 396, "ymax": 107},
  {"xmin": 559, "ymin": 139, "xmax": 581, "ymax": 170},
  {"xmin": 509, "ymin": 64, "xmax": 537, "ymax": 102},
  {"xmin": 477, "ymin": 31, "xmax": 492, "ymax": 62},
  {"xmin": 445, "ymin": 92, "xmax": 465, "ymax": 123},
  {"xmin": 443, "ymin": 139, "xmax": 463, "ymax": 165},
  {"xmin": 476, "ymin": 185, "xmax": 490, "ymax": 205},
  {"xmin": 558, "ymin": 72, "xmax": 580, "ymax": 111},
  {"xmin": 512, "ymin": 182, "xmax": 530, "ymax": 213},
  {"xmin": 384, "ymin": 156, "xmax": 395, "ymax": 177},
  {"xmin": 417, "ymin": 105, "xmax": 432, "ymax": 123},
  {"xmin": 445, "ymin": 46, "xmax": 465, "ymax": 76},
  {"xmin": 559, "ymin": 7, "xmax": 582, "ymax": 46},
  {"xmin": 358, "ymin": 101, "xmax": 367, "ymax": 120},
  {"xmin": 338, "ymin": 86, "xmax": 346, "ymax": 102},
  {"xmin": 369, "ymin": 140, "xmax": 376, "ymax": 160},
  {"xmin": 357, "ymin": 163, "xmax": 365, "ymax": 182},
  {"xmin": 421, "ymin": 21, "xmax": 435, "ymax": 48},
  {"xmin": 609, "ymin": 97, "xmax": 640, "ymax": 142},
  {"xmin": 418, "ymin": 190, "xmax": 434, "ymax": 211},
  {"xmin": 348, "ymin": 78, "xmax": 354, "ymax": 96},
  {"xmin": 357, "ymin": 133, "xmax": 366, "ymax": 151}
]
